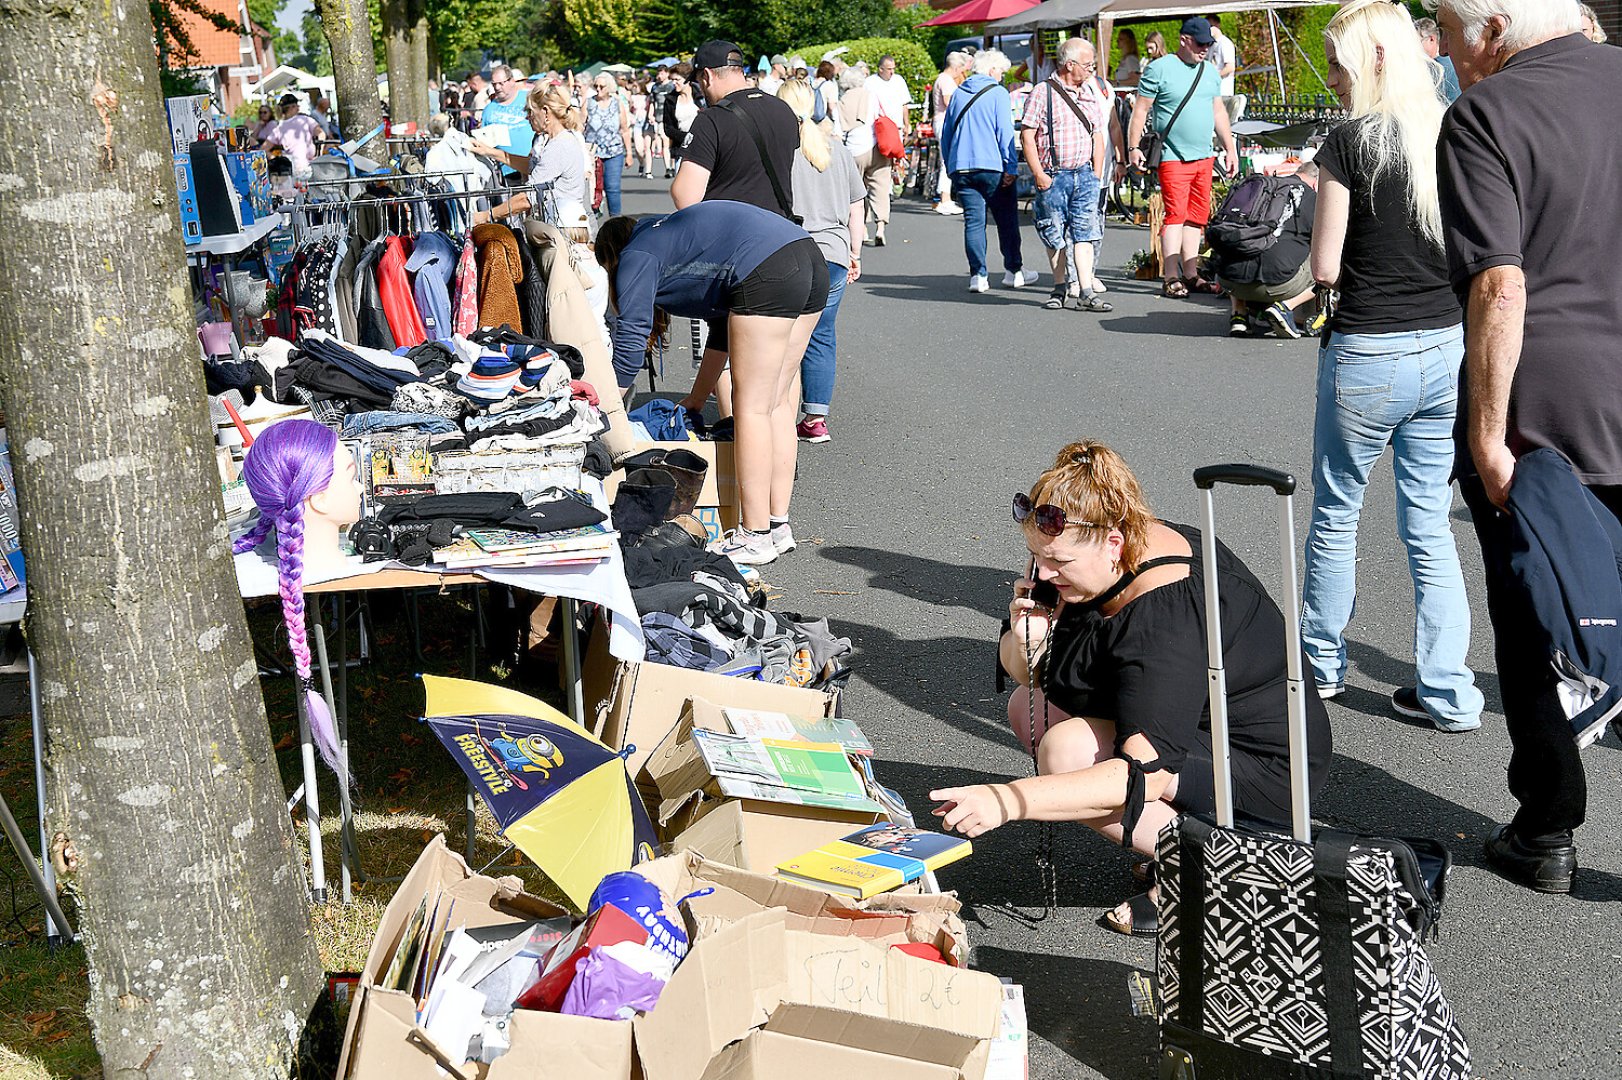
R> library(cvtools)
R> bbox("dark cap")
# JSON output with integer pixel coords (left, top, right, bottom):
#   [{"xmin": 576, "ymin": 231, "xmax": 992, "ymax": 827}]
[
  {"xmin": 278, "ymin": 93, "xmax": 299, "ymax": 107},
  {"xmin": 692, "ymin": 40, "xmax": 747, "ymax": 72},
  {"xmin": 1181, "ymin": 17, "xmax": 1215, "ymax": 45}
]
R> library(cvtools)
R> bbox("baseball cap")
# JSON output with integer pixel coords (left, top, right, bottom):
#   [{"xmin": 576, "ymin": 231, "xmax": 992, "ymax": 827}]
[
  {"xmin": 1181, "ymin": 17, "xmax": 1215, "ymax": 45},
  {"xmin": 693, "ymin": 40, "xmax": 747, "ymax": 72},
  {"xmin": 770, "ymin": 54, "xmax": 789, "ymax": 68}
]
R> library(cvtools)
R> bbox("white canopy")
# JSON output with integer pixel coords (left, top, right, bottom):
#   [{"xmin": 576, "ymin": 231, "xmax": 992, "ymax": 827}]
[{"xmin": 252, "ymin": 65, "xmax": 335, "ymax": 102}]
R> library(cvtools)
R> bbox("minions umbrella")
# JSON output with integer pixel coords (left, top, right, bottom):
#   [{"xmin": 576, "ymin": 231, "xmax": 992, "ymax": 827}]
[{"xmin": 421, "ymin": 675, "xmax": 657, "ymax": 910}]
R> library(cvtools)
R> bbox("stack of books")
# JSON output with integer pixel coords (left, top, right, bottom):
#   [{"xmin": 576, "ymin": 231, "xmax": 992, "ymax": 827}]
[
  {"xmin": 775, "ymin": 824, "xmax": 972, "ymax": 899},
  {"xmin": 432, "ymin": 523, "xmax": 617, "ymax": 570}
]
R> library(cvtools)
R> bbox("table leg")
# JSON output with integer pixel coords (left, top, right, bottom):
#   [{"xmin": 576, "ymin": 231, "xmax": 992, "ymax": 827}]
[
  {"xmin": 311, "ymin": 605, "xmax": 353, "ymax": 904},
  {"xmin": 27, "ymin": 652, "xmax": 70, "ymax": 944},
  {"xmin": 561, "ymin": 598, "xmax": 584, "ymax": 728},
  {"xmin": 295, "ymin": 678, "xmax": 326, "ymax": 904}
]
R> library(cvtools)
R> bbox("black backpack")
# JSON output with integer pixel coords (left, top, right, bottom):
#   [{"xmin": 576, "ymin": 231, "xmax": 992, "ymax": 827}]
[{"xmin": 1207, "ymin": 174, "xmax": 1306, "ymax": 259}]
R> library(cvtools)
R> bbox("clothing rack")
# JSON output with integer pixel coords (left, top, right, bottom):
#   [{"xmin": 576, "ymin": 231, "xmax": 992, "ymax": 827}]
[
  {"xmin": 288, "ymin": 185, "xmax": 520, "ymax": 211},
  {"xmin": 302, "ymin": 169, "xmax": 493, "ymax": 192}
]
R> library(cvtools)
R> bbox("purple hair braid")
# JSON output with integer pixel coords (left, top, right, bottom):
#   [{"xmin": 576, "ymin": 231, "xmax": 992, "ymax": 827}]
[
  {"xmin": 237, "ymin": 419, "xmax": 347, "ymax": 780},
  {"xmin": 232, "ymin": 515, "xmax": 276, "ymax": 555}
]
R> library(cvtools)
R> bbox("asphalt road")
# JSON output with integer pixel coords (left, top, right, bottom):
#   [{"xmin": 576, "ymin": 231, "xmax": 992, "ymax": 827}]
[{"xmin": 618, "ymin": 177, "xmax": 1622, "ymax": 1080}]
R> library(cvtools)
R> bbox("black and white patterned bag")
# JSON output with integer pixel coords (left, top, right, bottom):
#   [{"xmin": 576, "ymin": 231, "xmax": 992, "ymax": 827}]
[{"xmin": 1157, "ymin": 467, "xmax": 1471, "ymax": 1080}]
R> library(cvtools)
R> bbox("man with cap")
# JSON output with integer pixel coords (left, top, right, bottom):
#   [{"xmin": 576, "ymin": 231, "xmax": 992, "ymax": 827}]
[
  {"xmin": 670, "ymin": 40, "xmax": 800, "ymax": 216},
  {"xmin": 261, "ymin": 93, "xmax": 325, "ymax": 178},
  {"xmin": 759, "ymin": 54, "xmax": 790, "ymax": 96},
  {"xmin": 1126, "ymin": 17, "xmax": 1237, "ymax": 298}
]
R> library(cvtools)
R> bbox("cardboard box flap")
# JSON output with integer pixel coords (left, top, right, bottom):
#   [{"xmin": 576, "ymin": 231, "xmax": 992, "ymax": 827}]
[
  {"xmin": 487, "ymin": 1012, "xmax": 633, "ymax": 1079},
  {"xmin": 700, "ymin": 1030, "xmax": 963, "ymax": 1080},
  {"xmin": 634, "ymin": 910, "xmax": 788, "ymax": 1080},
  {"xmin": 763, "ymin": 1003, "xmax": 981, "ymax": 1069},
  {"xmin": 782, "ymin": 929, "xmax": 1002, "ymax": 1039},
  {"xmin": 670, "ymin": 798, "xmax": 881, "ymax": 877}
]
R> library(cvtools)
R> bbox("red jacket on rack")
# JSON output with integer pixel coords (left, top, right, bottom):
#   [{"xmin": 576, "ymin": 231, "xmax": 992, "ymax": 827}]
[{"xmin": 378, "ymin": 235, "xmax": 427, "ymax": 347}]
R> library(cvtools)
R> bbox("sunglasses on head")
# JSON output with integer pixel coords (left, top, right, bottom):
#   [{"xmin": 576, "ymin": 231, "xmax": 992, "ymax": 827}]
[{"xmin": 1013, "ymin": 492, "xmax": 1108, "ymax": 537}]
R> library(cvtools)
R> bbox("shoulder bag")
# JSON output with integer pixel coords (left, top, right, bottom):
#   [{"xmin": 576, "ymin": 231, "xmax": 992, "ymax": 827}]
[
  {"xmin": 1139, "ymin": 61, "xmax": 1204, "ymax": 170},
  {"xmin": 1042, "ymin": 78, "xmax": 1096, "ymax": 172},
  {"xmin": 712, "ymin": 96, "xmax": 802, "ymax": 225}
]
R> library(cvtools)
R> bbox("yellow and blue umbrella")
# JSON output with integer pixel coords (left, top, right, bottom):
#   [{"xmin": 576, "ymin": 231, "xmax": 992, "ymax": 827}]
[{"xmin": 421, "ymin": 675, "xmax": 657, "ymax": 910}]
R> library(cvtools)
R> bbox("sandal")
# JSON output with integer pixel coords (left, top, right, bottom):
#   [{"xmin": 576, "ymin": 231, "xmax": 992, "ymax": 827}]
[
  {"xmin": 1161, "ymin": 279, "xmax": 1190, "ymax": 299},
  {"xmin": 1131, "ymin": 859, "xmax": 1157, "ymax": 886},
  {"xmin": 1101, "ymin": 891, "xmax": 1159, "ymax": 937},
  {"xmin": 1184, "ymin": 276, "xmax": 1223, "ymax": 295}
]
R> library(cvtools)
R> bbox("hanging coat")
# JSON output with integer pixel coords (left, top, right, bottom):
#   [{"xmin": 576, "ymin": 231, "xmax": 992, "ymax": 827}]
[
  {"xmin": 472, "ymin": 222, "xmax": 524, "ymax": 333},
  {"xmin": 514, "ymin": 225, "xmax": 550, "ymax": 338},
  {"xmin": 452, "ymin": 237, "xmax": 480, "ymax": 337},
  {"xmin": 378, "ymin": 235, "xmax": 427, "ymax": 347}
]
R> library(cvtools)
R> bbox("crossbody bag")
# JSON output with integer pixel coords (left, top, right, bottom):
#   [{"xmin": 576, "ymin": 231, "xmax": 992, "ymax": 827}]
[
  {"xmin": 1042, "ymin": 77, "xmax": 1096, "ymax": 173},
  {"xmin": 1139, "ymin": 61, "xmax": 1204, "ymax": 169},
  {"xmin": 712, "ymin": 96, "xmax": 802, "ymax": 225}
]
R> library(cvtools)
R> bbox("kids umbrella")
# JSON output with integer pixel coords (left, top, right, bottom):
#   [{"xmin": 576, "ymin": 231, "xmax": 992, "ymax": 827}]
[{"xmin": 421, "ymin": 675, "xmax": 657, "ymax": 910}]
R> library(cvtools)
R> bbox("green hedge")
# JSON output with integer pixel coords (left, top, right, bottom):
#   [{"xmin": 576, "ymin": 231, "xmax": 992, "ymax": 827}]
[
  {"xmin": 1109, "ymin": 5, "xmax": 1338, "ymax": 98},
  {"xmin": 791, "ymin": 36, "xmax": 936, "ymax": 100}
]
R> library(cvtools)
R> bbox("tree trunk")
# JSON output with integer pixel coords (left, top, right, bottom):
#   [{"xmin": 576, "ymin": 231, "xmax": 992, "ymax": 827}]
[
  {"xmin": 317, "ymin": 0, "xmax": 385, "ymax": 143},
  {"xmin": 382, "ymin": 0, "xmax": 421, "ymax": 129},
  {"xmin": 0, "ymin": 0, "xmax": 324, "ymax": 1076},
  {"xmin": 409, "ymin": 0, "xmax": 431, "ymax": 125}
]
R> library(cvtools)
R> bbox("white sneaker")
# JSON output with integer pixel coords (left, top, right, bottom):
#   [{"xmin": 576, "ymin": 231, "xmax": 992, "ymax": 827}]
[
  {"xmin": 708, "ymin": 528, "xmax": 778, "ymax": 566},
  {"xmin": 1002, "ymin": 269, "xmax": 1041, "ymax": 288},
  {"xmin": 770, "ymin": 523, "xmax": 797, "ymax": 555},
  {"xmin": 967, "ymin": 274, "xmax": 990, "ymax": 293},
  {"xmin": 934, "ymin": 200, "xmax": 964, "ymax": 216}
]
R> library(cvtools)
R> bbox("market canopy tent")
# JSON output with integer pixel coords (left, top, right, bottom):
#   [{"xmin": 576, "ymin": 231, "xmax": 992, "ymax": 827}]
[
  {"xmin": 985, "ymin": 0, "xmax": 1108, "ymax": 31},
  {"xmin": 921, "ymin": 0, "xmax": 1043, "ymax": 28}
]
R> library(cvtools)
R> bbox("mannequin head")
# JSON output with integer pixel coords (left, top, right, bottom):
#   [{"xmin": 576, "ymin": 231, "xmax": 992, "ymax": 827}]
[{"xmin": 232, "ymin": 419, "xmax": 361, "ymax": 775}]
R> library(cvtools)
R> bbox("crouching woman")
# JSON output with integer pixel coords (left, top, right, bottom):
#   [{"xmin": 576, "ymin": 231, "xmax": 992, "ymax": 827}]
[{"xmin": 931, "ymin": 441, "xmax": 1331, "ymax": 935}]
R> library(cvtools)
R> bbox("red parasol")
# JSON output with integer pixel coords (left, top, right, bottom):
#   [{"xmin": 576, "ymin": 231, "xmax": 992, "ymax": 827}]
[{"xmin": 919, "ymin": 0, "xmax": 1042, "ymax": 27}]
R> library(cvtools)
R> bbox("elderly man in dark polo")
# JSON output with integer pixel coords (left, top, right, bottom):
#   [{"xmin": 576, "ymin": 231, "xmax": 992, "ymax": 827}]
[{"xmin": 1433, "ymin": 0, "xmax": 1622, "ymax": 894}]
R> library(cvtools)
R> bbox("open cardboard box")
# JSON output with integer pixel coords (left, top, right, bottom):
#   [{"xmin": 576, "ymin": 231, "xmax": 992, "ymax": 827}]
[
  {"xmin": 591, "ymin": 661, "xmax": 837, "ymax": 786},
  {"xmin": 660, "ymin": 797, "xmax": 883, "ymax": 877},
  {"xmin": 635, "ymin": 849, "xmax": 969, "ymax": 965},
  {"xmin": 634, "ymin": 909, "xmax": 1001, "ymax": 1080},
  {"xmin": 604, "ymin": 440, "xmax": 738, "ymax": 543},
  {"xmin": 338, "ymin": 837, "xmax": 635, "ymax": 1080},
  {"xmin": 700, "ymin": 1028, "xmax": 965, "ymax": 1080}
]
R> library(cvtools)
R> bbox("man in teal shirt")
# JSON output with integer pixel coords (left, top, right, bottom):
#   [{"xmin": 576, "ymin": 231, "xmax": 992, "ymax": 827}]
[
  {"xmin": 1126, "ymin": 18, "xmax": 1237, "ymax": 297},
  {"xmin": 479, "ymin": 64, "xmax": 533, "ymax": 178}
]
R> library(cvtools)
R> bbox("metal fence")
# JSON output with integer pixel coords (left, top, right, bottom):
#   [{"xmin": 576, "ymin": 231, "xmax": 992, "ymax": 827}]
[{"xmin": 1242, "ymin": 93, "xmax": 1349, "ymax": 126}]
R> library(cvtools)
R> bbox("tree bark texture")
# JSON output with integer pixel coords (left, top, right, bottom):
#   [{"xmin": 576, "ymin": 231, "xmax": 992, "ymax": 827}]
[
  {"xmin": 409, "ymin": 0, "xmax": 431, "ymax": 126},
  {"xmin": 316, "ymin": 0, "xmax": 385, "ymax": 143},
  {"xmin": 382, "ymin": 0, "xmax": 429, "ymax": 129},
  {"xmin": 0, "ymin": 0, "xmax": 324, "ymax": 1076}
]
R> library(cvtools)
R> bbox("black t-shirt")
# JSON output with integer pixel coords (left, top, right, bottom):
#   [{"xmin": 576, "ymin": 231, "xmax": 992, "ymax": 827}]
[
  {"xmin": 1439, "ymin": 35, "xmax": 1622, "ymax": 485},
  {"xmin": 1040, "ymin": 524, "xmax": 1331, "ymax": 820},
  {"xmin": 1313, "ymin": 117, "xmax": 1459, "ymax": 335},
  {"xmin": 681, "ymin": 88, "xmax": 800, "ymax": 217}
]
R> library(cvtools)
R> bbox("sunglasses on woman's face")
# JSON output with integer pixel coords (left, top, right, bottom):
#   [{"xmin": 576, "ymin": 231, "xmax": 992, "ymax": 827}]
[{"xmin": 1013, "ymin": 492, "xmax": 1107, "ymax": 537}]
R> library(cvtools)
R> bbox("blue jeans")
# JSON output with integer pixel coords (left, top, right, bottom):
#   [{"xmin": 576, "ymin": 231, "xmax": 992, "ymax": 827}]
[
  {"xmin": 1300, "ymin": 325, "xmax": 1483, "ymax": 727},
  {"xmin": 800, "ymin": 260, "xmax": 847, "ymax": 415},
  {"xmin": 951, "ymin": 170, "xmax": 1022, "ymax": 278},
  {"xmin": 599, "ymin": 152, "xmax": 625, "ymax": 215},
  {"xmin": 1031, "ymin": 166, "xmax": 1101, "ymax": 250}
]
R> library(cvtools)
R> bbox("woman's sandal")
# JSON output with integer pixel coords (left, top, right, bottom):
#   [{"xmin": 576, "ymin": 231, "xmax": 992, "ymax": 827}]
[
  {"xmin": 1161, "ymin": 278, "xmax": 1190, "ymax": 299},
  {"xmin": 1184, "ymin": 275, "xmax": 1223, "ymax": 295},
  {"xmin": 1131, "ymin": 859, "xmax": 1157, "ymax": 886},
  {"xmin": 1101, "ymin": 891, "xmax": 1159, "ymax": 937}
]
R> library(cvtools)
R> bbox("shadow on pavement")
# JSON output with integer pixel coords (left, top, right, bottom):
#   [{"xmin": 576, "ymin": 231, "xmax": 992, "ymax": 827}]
[
  {"xmin": 1346, "ymin": 637, "xmax": 1503, "ymax": 710},
  {"xmin": 831, "ymin": 619, "xmax": 1015, "ymax": 750},
  {"xmin": 819, "ymin": 546, "xmax": 1015, "ymax": 620},
  {"xmin": 974, "ymin": 946, "xmax": 1157, "ymax": 1080},
  {"xmin": 1098, "ymin": 308, "xmax": 1227, "ymax": 337}
]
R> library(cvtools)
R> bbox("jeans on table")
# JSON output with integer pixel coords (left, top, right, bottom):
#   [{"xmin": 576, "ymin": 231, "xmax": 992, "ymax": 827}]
[
  {"xmin": 598, "ymin": 152, "xmax": 625, "ymax": 216},
  {"xmin": 1300, "ymin": 325, "xmax": 1484, "ymax": 727},
  {"xmin": 800, "ymin": 260, "xmax": 848, "ymax": 415},
  {"xmin": 951, "ymin": 169, "xmax": 1022, "ymax": 278}
]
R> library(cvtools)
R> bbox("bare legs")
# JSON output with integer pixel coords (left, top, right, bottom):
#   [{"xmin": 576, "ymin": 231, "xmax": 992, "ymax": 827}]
[{"xmin": 726, "ymin": 311, "xmax": 818, "ymax": 531}]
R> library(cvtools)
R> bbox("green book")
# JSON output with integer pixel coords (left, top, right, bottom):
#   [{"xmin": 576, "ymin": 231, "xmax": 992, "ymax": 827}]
[{"xmin": 689, "ymin": 729, "xmax": 882, "ymax": 814}]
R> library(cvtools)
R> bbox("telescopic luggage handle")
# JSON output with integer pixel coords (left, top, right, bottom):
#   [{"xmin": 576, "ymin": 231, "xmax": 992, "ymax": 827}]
[{"xmin": 1194, "ymin": 464, "xmax": 1312, "ymax": 843}]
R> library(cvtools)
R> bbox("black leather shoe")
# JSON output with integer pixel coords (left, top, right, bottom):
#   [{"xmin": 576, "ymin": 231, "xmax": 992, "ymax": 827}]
[{"xmin": 1483, "ymin": 824, "xmax": 1576, "ymax": 893}]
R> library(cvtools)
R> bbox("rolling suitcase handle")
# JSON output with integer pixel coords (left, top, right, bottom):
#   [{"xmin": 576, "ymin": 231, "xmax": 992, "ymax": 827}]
[{"xmin": 1193, "ymin": 464, "xmax": 1312, "ymax": 843}]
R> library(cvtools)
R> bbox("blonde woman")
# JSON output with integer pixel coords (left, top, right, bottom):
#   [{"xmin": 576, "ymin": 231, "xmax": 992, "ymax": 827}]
[
  {"xmin": 1302, "ymin": 0, "xmax": 1482, "ymax": 731},
  {"xmin": 779, "ymin": 80, "xmax": 864, "ymax": 444},
  {"xmin": 470, "ymin": 86, "xmax": 589, "ymax": 223}
]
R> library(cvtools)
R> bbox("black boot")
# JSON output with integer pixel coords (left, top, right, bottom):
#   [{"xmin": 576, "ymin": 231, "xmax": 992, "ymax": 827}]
[
  {"xmin": 655, "ymin": 448, "xmax": 708, "ymax": 518},
  {"xmin": 611, "ymin": 468, "xmax": 676, "ymax": 542}
]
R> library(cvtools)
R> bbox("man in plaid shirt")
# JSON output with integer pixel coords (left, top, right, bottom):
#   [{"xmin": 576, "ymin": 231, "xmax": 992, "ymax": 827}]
[{"xmin": 1020, "ymin": 37, "xmax": 1112, "ymax": 312}]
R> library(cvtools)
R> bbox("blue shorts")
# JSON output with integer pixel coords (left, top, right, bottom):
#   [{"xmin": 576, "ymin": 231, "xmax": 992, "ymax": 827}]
[{"xmin": 1032, "ymin": 166, "xmax": 1102, "ymax": 249}]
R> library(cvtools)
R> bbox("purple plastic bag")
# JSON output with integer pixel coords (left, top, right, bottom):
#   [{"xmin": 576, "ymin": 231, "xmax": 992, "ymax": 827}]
[{"xmin": 559, "ymin": 945, "xmax": 668, "ymax": 1020}]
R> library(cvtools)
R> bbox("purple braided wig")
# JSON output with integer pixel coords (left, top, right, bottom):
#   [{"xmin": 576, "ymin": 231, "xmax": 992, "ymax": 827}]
[{"xmin": 237, "ymin": 419, "xmax": 345, "ymax": 778}]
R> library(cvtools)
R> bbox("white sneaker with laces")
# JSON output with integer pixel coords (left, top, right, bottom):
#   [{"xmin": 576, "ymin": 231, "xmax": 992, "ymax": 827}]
[
  {"xmin": 770, "ymin": 523, "xmax": 797, "ymax": 555},
  {"xmin": 708, "ymin": 528, "xmax": 778, "ymax": 565},
  {"xmin": 1002, "ymin": 269, "xmax": 1041, "ymax": 288},
  {"xmin": 934, "ymin": 200, "xmax": 963, "ymax": 215},
  {"xmin": 967, "ymin": 274, "xmax": 990, "ymax": 293}
]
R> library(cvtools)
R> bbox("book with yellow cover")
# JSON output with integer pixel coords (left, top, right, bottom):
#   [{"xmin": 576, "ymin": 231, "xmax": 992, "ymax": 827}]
[{"xmin": 774, "ymin": 823, "xmax": 972, "ymax": 899}]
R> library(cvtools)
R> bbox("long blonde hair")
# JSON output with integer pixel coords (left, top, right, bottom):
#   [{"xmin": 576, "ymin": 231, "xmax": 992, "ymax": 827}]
[
  {"xmin": 776, "ymin": 80, "xmax": 830, "ymax": 171},
  {"xmin": 1325, "ymin": 0, "xmax": 1446, "ymax": 247}
]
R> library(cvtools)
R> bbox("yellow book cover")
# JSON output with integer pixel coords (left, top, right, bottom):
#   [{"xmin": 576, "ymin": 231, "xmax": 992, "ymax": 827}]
[{"xmin": 775, "ymin": 848, "xmax": 906, "ymax": 899}]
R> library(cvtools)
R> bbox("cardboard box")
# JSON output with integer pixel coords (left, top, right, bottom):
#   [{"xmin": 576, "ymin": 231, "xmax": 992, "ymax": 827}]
[
  {"xmin": 223, "ymin": 149, "xmax": 272, "ymax": 224},
  {"xmin": 634, "ymin": 909, "xmax": 1001, "ymax": 1080},
  {"xmin": 605, "ymin": 440, "xmax": 738, "ymax": 542},
  {"xmin": 165, "ymin": 94, "xmax": 216, "ymax": 154},
  {"xmin": 339, "ymin": 837, "xmax": 634, "ymax": 1080},
  {"xmin": 636, "ymin": 849, "xmax": 969, "ymax": 964},
  {"xmin": 593, "ymin": 661, "xmax": 836, "ymax": 786},
  {"xmin": 700, "ymin": 1029, "xmax": 962, "ymax": 1080},
  {"xmin": 663, "ymin": 797, "xmax": 883, "ymax": 877}
]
